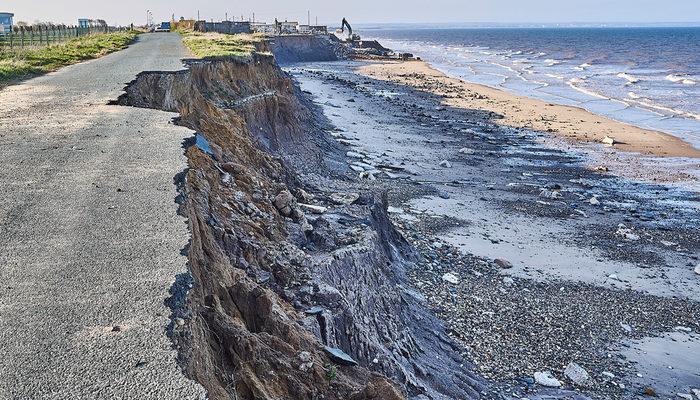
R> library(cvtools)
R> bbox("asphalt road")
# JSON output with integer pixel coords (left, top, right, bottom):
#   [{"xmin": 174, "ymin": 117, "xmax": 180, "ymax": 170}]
[{"xmin": 0, "ymin": 33, "xmax": 206, "ymax": 399}]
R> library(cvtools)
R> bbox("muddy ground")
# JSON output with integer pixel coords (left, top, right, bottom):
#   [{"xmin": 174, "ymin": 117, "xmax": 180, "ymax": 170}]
[{"xmin": 287, "ymin": 61, "xmax": 700, "ymax": 400}]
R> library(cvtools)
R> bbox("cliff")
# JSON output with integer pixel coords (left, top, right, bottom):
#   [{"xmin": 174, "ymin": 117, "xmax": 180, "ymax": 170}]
[{"xmin": 114, "ymin": 53, "xmax": 485, "ymax": 399}]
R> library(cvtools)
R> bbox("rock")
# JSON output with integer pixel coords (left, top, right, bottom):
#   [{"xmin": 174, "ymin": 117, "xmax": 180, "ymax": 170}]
[
  {"xmin": 674, "ymin": 326, "xmax": 692, "ymax": 332},
  {"xmin": 437, "ymin": 190, "xmax": 450, "ymax": 199},
  {"xmin": 298, "ymin": 203, "xmax": 327, "ymax": 214},
  {"xmin": 458, "ymin": 147, "xmax": 475, "ymax": 155},
  {"xmin": 175, "ymin": 318, "xmax": 185, "ymax": 327},
  {"xmin": 495, "ymin": 258, "xmax": 513, "ymax": 269},
  {"xmin": 642, "ymin": 387, "xmax": 657, "ymax": 397},
  {"xmin": 346, "ymin": 151, "xmax": 364, "ymax": 159},
  {"xmin": 439, "ymin": 160, "xmax": 452, "ymax": 168},
  {"xmin": 274, "ymin": 190, "xmax": 295, "ymax": 217},
  {"xmin": 324, "ymin": 346, "xmax": 358, "ymax": 366},
  {"xmin": 441, "ymin": 272, "xmax": 460, "ymax": 285},
  {"xmin": 616, "ymin": 224, "xmax": 640, "ymax": 241},
  {"xmin": 329, "ymin": 192, "xmax": 360, "ymax": 205},
  {"xmin": 695, "ymin": 264, "xmax": 700, "ymax": 276},
  {"xmin": 602, "ymin": 136, "xmax": 616, "ymax": 145},
  {"xmin": 620, "ymin": 322, "xmax": 632, "ymax": 333},
  {"xmin": 563, "ymin": 362, "xmax": 591, "ymax": 386},
  {"xmin": 601, "ymin": 371, "xmax": 615, "ymax": 379},
  {"xmin": 533, "ymin": 371, "xmax": 562, "ymax": 388},
  {"xmin": 350, "ymin": 165, "xmax": 365, "ymax": 172},
  {"xmin": 304, "ymin": 306, "xmax": 324, "ymax": 315},
  {"xmin": 677, "ymin": 393, "xmax": 692, "ymax": 400},
  {"xmin": 298, "ymin": 351, "xmax": 313, "ymax": 372},
  {"xmin": 502, "ymin": 277, "xmax": 515, "ymax": 285},
  {"xmin": 589, "ymin": 197, "xmax": 600, "ymax": 205},
  {"xmin": 691, "ymin": 389, "xmax": 700, "ymax": 399},
  {"xmin": 539, "ymin": 189, "xmax": 562, "ymax": 199}
]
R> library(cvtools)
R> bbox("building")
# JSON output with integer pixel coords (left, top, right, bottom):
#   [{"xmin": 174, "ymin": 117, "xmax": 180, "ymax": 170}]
[
  {"xmin": 196, "ymin": 20, "xmax": 252, "ymax": 34},
  {"xmin": 251, "ymin": 22, "xmax": 276, "ymax": 34},
  {"xmin": 78, "ymin": 18, "xmax": 90, "ymax": 29},
  {"xmin": 0, "ymin": 12, "xmax": 13, "ymax": 33},
  {"xmin": 279, "ymin": 21, "xmax": 298, "ymax": 34}
]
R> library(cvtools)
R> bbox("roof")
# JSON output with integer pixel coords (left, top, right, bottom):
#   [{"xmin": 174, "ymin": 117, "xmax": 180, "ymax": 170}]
[{"xmin": 0, "ymin": 12, "xmax": 14, "ymax": 17}]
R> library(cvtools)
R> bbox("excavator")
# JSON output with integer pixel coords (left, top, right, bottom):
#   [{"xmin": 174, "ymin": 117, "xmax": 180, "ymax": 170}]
[{"xmin": 337, "ymin": 17, "xmax": 360, "ymax": 42}]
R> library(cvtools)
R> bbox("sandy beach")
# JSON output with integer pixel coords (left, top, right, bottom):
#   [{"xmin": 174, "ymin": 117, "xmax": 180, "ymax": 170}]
[{"xmin": 357, "ymin": 60, "xmax": 700, "ymax": 159}]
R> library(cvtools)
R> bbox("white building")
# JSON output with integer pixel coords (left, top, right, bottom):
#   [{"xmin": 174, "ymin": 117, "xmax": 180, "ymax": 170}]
[{"xmin": 0, "ymin": 12, "xmax": 14, "ymax": 33}]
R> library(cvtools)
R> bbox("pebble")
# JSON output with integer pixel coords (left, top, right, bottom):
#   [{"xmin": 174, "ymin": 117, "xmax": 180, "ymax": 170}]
[
  {"xmin": 533, "ymin": 371, "xmax": 562, "ymax": 387},
  {"xmin": 442, "ymin": 272, "xmax": 460, "ymax": 285},
  {"xmin": 495, "ymin": 258, "xmax": 513, "ymax": 269}
]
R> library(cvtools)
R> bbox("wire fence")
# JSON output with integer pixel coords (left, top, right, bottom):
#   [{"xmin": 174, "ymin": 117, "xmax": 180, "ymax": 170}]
[{"xmin": 0, "ymin": 25, "xmax": 126, "ymax": 52}]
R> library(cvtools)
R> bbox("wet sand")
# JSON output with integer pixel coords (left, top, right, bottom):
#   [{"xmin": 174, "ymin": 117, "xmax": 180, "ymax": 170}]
[{"xmin": 357, "ymin": 60, "xmax": 700, "ymax": 159}]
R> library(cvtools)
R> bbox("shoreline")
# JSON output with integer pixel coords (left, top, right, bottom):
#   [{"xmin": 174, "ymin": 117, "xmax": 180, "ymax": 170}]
[{"xmin": 356, "ymin": 60, "xmax": 700, "ymax": 159}]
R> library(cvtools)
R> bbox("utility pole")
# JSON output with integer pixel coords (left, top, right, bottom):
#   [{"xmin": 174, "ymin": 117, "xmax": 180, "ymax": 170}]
[
  {"xmin": 308, "ymin": 10, "xmax": 310, "ymax": 26},
  {"xmin": 197, "ymin": 10, "xmax": 200, "ymax": 21},
  {"xmin": 146, "ymin": 10, "xmax": 149, "ymax": 27},
  {"xmin": 252, "ymin": 12, "xmax": 255, "ymax": 23},
  {"xmin": 225, "ymin": 12, "xmax": 228, "ymax": 21}
]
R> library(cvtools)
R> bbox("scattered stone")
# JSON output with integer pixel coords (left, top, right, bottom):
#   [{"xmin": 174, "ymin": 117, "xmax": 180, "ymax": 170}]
[
  {"xmin": 437, "ymin": 190, "xmax": 450, "ymax": 199},
  {"xmin": 602, "ymin": 136, "xmax": 617, "ymax": 146},
  {"xmin": 439, "ymin": 160, "xmax": 452, "ymax": 168},
  {"xmin": 458, "ymin": 147, "xmax": 475, "ymax": 155},
  {"xmin": 495, "ymin": 258, "xmax": 513, "ymax": 269},
  {"xmin": 324, "ymin": 346, "xmax": 358, "ymax": 366},
  {"xmin": 441, "ymin": 272, "xmax": 460, "ymax": 285},
  {"xmin": 589, "ymin": 197, "xmax": 600, "ymax": 205},
  {"xmin": 273, "ymin": 190, "xmax": 295, "ymax": 217},
  {"xmin": 539, "ymin": 189, "xmax": 562, "ymax": 199},
  {"xmin": 616, "ymin": 224, "xmax": 640, "ymax": 241},
  {"xmin": 298, "ymin": 351, "xmax": 314, "ymax": 372},
  {"xmin": 175, "ymin": 318, "xmax": 185, "ymax": 327},
  {"xmin": 563, "ymin": 362, "xmax": 591, "ymax": 386},
  {"xmin": 533, "ymin": 371, "xmax": 562, "ymax": 387},
  {"xmin": 298, "ymin": 203, "xmax": 327, "ymax": 214},
  {"xmin": 329, "ymin": 192, "xmax": 360, "ymax": 205}
]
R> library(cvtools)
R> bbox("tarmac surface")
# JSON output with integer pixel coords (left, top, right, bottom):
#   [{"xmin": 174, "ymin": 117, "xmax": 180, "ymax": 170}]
[{"xmin": 0, "ymin": 33, "xmax": 206, "ymax": 399}]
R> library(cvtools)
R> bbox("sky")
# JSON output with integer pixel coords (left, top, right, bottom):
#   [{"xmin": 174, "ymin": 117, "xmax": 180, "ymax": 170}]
[{"xmin": 3, "ymin": 0, "xmax": 700, "ymax": 27}]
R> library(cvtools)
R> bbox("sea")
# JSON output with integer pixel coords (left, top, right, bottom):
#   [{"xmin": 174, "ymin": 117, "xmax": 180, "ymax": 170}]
[{"xmin": 363, "ymin": 25, "xmax": 700, "ymax": 149}]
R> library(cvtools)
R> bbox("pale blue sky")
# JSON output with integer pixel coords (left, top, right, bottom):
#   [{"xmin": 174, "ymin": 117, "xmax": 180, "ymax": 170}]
[{"xmin": 4, "ymin": 0, "xmax": 700, "ymax": 27}]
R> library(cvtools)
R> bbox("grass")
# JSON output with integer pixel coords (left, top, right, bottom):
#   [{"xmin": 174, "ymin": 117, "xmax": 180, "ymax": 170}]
[
  {"xmin": 179, "ymin": 31, "xmax": 265, "ymax": 58},
  {"xmin": 0, "ymin": 31, "xmax": 139, "ymax": 84}
]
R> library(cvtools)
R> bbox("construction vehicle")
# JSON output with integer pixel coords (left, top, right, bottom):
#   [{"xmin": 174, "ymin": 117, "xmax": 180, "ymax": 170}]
[{"xmin": 336, "ymin": 17, "xmax": 360, "ymax": 42}]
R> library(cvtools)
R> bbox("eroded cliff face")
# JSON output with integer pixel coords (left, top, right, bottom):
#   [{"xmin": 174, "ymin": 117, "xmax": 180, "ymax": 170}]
[{"xmin": 115, "ymin": 53, "xmax": 485, "ymax": 400}]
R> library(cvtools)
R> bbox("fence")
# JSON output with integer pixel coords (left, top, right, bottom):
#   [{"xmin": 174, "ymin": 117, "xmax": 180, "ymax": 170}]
[{"xmin": 0, "ymin": 25, "xmax": 124, "ymax": 52}]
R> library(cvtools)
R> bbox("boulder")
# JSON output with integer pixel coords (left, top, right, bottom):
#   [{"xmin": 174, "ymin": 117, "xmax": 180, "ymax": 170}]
[
  {"xmin": 495, "ymin": 258, "xmax": 513, "ymax": 269},
  {"xmin": 601, "ymin": 136, "xmax": 616, "ymax": 145},
  {"xmin": 324, "ymin": 346, "xmax": 358, "ymax": 366},
  {"xmin": 274, "ymin": 190, "xmax": 295, "ymax": 217},
  {"xmin": 439, "ymin": 160, "xmax": 452, "ymax": 168}
]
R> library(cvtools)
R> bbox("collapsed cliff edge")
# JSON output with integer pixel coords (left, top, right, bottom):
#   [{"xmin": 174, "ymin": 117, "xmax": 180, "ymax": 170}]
[{"xmin": 112, "ymin": 43, "xmax": 486, "ymax": 399}]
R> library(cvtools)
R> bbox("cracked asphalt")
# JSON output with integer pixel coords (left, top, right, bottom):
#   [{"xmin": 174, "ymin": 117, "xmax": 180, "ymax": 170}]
[{"xmin": 0, "ymin": 33, "xmax": 205, "ymax": 399}]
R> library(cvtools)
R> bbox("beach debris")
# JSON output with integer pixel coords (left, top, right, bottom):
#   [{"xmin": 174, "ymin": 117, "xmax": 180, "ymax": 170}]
[
  {"xmin": 539, "ymin": 188, "xmax": 562, "ymax": 199},
  {"xmin": 676, "ymin": 393, "xmax": 692, "ymax": 400},
  {"xmin": 495, "ymin": 258, "xmax": 513, "ymax": 269},
  {"xmin": 324, "ymin": 346, "xmax": 358, "ymax": 366},
  {"xmin": 533, "ymin": 371, "xmax": 562, "ymax": 387},
  {"xmin": 563, "ymin": 362, "xmax": 591, "ymax": 386},
  {"xmin": 298, "ymin": 203, "xmax": 327, "ymax": 214},
  {"xmin": 589, "ymin": 196, "xmax": 600, "ymax": 205},
  {"xmin": 601, "ymin": 136, "xmax": 617, "ymax": 146},
  {"xmin": 458, "ymin": 147, "xmax": 475, "ymax": 155},
  {"xmin": 441, "ymin": 272, "xmax": 460, "ymax": 285},
  {"xmin": 439, "ymin": 160, "xmax": 452, "ymax": 168},
  {"xmin": 329, "ymin": 192, "xmax": 360, "ymax": 205},
  {"xmin": 616, "ymin": 224, "xmax": 640, "ymax": 241}
]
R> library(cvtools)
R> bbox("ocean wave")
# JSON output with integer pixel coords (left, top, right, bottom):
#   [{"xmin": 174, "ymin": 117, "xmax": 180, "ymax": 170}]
[
  {"xmin": 567, "ymin": 78, "xmax": 609, "ymax": 100},
  {"xmin": 665, "ymin": 74, "xmax": 697, "ymax": 85},
  {"xmin": 617, "ymin": 73, "xmax": 641, "ymax": 85}
]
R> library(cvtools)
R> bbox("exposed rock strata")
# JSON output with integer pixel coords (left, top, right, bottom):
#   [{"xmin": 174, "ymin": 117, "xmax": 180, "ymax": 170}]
[{"xmin": 115, "ymin": 53, "xmax": 484, "ymax": 399}]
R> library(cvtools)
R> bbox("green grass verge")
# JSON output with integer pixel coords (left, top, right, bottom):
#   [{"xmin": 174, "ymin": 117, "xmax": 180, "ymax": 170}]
[
  {"xmin": 0, "ymin": 31, "xmax": 139, "ymax": 84},
  {"xmin": 179, "ymin": 31, "xmax": 264, "ymax": 58}
]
